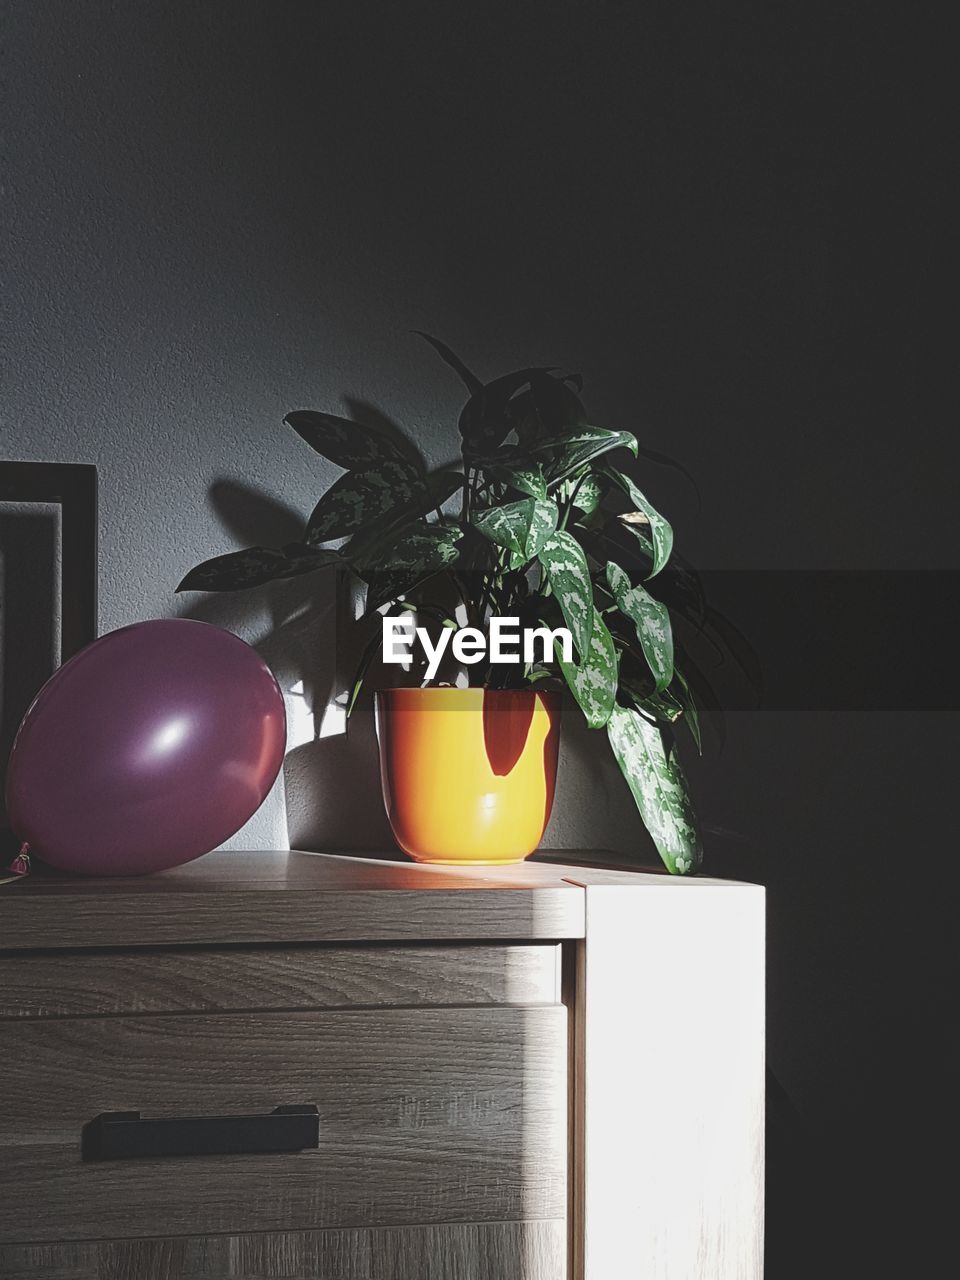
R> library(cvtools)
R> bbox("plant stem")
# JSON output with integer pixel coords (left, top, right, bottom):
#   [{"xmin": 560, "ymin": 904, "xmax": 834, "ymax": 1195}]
[{"xmin": 559, "ymin": 471, "xmax": 589, "ymax": 529}]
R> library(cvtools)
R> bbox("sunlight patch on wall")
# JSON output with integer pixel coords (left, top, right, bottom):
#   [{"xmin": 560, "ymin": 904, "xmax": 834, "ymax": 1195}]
[{"xmin": 285, "ymin": 679, "xmax": 317, "ymax": 748}]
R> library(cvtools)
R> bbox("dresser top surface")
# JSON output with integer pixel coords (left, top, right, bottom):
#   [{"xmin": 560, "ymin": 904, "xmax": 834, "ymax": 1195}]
[
  {"xmin": 0, "ymin": 847, "xmax": 753, "ymax": 895},
  {"xmin": 0, "ymin": 851, "xmax": 757, "ymax": 952},
  {"xmin": 4, "ymin": 849, "xmax": 577, "ymax": 896}
]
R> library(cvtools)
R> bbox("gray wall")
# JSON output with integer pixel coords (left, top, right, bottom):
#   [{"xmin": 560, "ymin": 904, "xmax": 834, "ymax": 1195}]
[{"xmin": 2, "ymin": 3, "xmax": 951, "ymax": 1273}]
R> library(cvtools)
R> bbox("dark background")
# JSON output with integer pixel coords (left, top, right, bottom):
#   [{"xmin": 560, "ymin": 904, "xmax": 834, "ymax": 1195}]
[{"xmin": 2, "ymin": 2, "xmax": 954, "ymax": 1275}]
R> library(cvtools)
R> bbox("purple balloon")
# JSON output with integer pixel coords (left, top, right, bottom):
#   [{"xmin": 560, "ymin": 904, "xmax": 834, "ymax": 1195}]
[{"xmin": 5, "ymin": 619, "xmax": 286, "ymax": 876}]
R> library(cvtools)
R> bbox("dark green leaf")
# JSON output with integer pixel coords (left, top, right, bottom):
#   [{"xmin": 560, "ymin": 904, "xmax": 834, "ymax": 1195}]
[
  {"xmin": 673, "ymin": 668, "xmax": 702, "ymax": 754},
  {"xmin": 459, "ymin": 368, "xmax": 550, "ymax": 457},
  {"xmin": 701, "ymin": 606, "xmax": 763, "ymax": 696},
  {"xmin": 530, "ymin": 371, "xmax": 587, "ymax": 431},
  {"xmin": 632, "ymin": 445, "xmax": 702, "ymax": 511},
  {"xmin": 414, "ymin": 331, "xmax": 483, "ymax": 395},
  {"xmin": 412, "ymin": 603, "xmax": 460, "ymax": 628},
  {"xmin": 509, "ymin": 389, "xmax": 546, "ymax": 448},
  {"xmin": 346, "ymin": 627, "xmax": 384, "ymax": 717},
  {"xmin": 673, "ymin": 643, "xmax": 726, "ymax": 749},
  {"xmin": 648, "ymin": 561, "xmax": 706, "ymax": 628},
  {"xmin": 424, "ymin": 468, "xmax": 467, "ymax": 512},
  {"xmin": 606, "ymin": 704, "xmax": 703, "ymax": 874},
  {"xmin": 285, "ymin": 411, "xmax": 418, "ymax": 471},
  {"xmin": 526, "ymin": 666, "xmax": 559, "ymax": 684}
]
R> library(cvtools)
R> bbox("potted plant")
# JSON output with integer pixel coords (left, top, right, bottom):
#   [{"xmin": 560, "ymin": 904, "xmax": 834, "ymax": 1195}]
[{"xmin": 178, "ymin": 336, "xmax": 739, "ymax": 873}]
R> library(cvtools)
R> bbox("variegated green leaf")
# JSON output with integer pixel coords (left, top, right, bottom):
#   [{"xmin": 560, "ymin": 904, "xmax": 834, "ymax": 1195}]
[
  {"xmin": 535, "ymin": 426, "xmax": 638, "ymax": 487},
  {"xmin": 605, "ymin": 560, "xmax": 674, "ymax": 691},
  {"xmin": 569, "ymin": 472, "xmax": 603, "ymax": 515},
  {"xmin": 618, "ymin": 522, "xmax": 655, "ymax": 567},
  {"xmin": 473, "ymin": 497, "xmax": 558, "ymax": 565},
  {"xmin": 537, "ymin": 530, "xmax": 594, "ymax": 659},
  {"xmin": 285, "ymin": 411, "xmax": 417, "ymax": 471},
  {"xmin": 340, "ymin": 470, "xmax": 464, "ymax": 562},
  {"xmin": 520, "ymin": 498, "xmax": 559, "ymax": 562},
  {"xmin": 555, "ymin": 611, "xmax": 617, "ymax": 728},
  {"xmin": 360, "ymin": 524, "xmax": 463, "ymax": 610},
  {"xmin": 306, "ymin": 461, "xmax": 422, "ymax": 544},
  {"xmin": 605, "ymin": 560, "xmax": 631, "ymax": 600},
  {"xmin": 603, "ymin": 465, "xmax": 674, "ymax": 578},
  {"xmin": 358, "ymin": 522, "xmax": 461, "ymax": 576},
  {"xmin": 471, "ymin": 502, "xmax": 526, "ymax": 556},
  {"xmin": 532, "ymin": 425, "xmax": 638, "ymax": 458},
  {"xmin": 484, "ymin": 462, "xmax": 547, "ymax": 499},
  {"xmin": 606, "ymin": 703, "xmax": 703, "ymax": 875},
  {"xmin": 613, "ymin": 531, "xmax": 704, "ymax": 629},
  {"xmin": 620, "ymin": 674, "xmax": 685, "ymax": 724}
]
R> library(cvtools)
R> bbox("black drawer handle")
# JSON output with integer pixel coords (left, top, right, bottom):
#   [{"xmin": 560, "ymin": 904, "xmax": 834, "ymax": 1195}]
[{"xmin": 81, "ymin": 1105, "xmax": 319, "ymax": 1161}]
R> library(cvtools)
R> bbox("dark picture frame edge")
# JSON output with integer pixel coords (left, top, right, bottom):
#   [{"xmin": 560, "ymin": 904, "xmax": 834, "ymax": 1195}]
[
  {"xmin": 0, "ymin": 461, "xmax": 99, "ymax": 860},
  {"xmin": 0, "ymin": 461, "xmax": 99, "ymax": 660}
]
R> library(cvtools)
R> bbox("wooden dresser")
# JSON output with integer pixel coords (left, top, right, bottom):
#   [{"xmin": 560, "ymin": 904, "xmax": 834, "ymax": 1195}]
[{"xmin": 0, "ymin": 852, "xmax": 765, "ymax": 1279}]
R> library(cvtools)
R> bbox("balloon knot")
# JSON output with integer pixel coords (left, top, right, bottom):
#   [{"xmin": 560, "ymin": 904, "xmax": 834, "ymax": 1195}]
[{"xmin": 1, "ymin": 845, "xmax": 31, "ymax": 883}]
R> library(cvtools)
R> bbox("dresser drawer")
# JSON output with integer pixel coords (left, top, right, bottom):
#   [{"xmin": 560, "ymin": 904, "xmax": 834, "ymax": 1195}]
[
  {"xmin": 0, "ymin": 1222, "xmax": 569, "ymax": 1280},
  {"xmin": 0, "ymin": 942, "xmax": 561, "ymax": 1018},
  {"xmin": 0, "ymin": 983, "xmax": 567, "ymax": 1246}
]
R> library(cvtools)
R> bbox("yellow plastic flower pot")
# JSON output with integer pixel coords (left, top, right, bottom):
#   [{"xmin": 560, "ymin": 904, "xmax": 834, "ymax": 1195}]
[{"xmin": 375, "ymin": 687, "xmax": 561, "ymax": 865}]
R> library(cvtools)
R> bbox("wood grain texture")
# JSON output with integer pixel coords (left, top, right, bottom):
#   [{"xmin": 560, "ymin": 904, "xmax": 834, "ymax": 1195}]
[
  {"xmin": 579, "ymin": 881, "xmax": 765, "ymax": 1280},
  {"xmin": 0, "ymin": 1220, "xmax": 566, "ymax": 1279},
  {"xmin": 0, "ymin": 850, "xmax": 766, "ymax": 1278},
  {"xmin": 0, "ymin": 1005, "xmax": 566, "ymax": 1244},
  {"xmin": 0, "ymin": 851, "xmax": 585, "ymax": 950},
  {"xmin": 0, "ymin": 943, "xmax": 561, "ymax": 1018}
]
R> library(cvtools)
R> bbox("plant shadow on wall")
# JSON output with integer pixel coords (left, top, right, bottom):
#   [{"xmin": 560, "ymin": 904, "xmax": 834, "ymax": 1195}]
[
  {"xmin": 177, "ymin": 336, "xmax": 759, "ymax": 873},
  {"xmin": 173, "ymin": 483, "xmax": 393, "ymax": 849}
]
